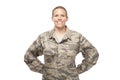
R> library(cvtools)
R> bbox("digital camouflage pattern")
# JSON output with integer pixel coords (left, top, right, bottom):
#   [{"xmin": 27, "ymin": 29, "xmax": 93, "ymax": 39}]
[{"xmin": 24, "ymin": 28, "xmax": 99, "ymax": 80}]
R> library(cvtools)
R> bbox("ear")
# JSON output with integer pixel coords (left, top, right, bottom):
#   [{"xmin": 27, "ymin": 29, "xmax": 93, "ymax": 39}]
[
  {"xmin": 51, "ymin": 17, "xmax": 54, "ymax": 21},
  {"xmin": 66, "ymin": 17, "xmax": 68, "ymax": 21}
]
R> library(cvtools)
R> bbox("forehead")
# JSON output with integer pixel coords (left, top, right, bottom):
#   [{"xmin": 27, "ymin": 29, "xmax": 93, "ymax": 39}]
[{"xmin": 53, "ymin": 8, "xmax": 66, "ymax": 14}]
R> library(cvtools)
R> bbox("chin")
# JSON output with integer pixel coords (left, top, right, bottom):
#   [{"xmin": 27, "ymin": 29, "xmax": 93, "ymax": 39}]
[
  {"xmin": 56, "ymin": 25, "xmax": 65, "ymax": 28},
  {"xmin": 56, "ymin": 26, "xmax": 64, "ymax": 29}
]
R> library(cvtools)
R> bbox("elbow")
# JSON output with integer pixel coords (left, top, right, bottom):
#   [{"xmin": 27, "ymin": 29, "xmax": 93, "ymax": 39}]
[{"xmin": 92, "ymin": 51, "xmax": 99, "ymax": 65}]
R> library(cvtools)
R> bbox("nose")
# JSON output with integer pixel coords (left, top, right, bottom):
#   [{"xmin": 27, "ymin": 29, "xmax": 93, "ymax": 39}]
[{"xmin": 57, "ymin": 16, "xmax": 62, "ymax": 20}]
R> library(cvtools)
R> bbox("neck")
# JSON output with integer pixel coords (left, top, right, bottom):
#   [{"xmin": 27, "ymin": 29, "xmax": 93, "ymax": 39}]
[{"xmin": 54, "ymin": 26, "xmax": 66, "ymax": 36}]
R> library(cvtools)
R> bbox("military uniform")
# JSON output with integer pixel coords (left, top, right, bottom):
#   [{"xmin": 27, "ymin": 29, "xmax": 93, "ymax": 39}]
[{"xmin": 24, "ymin": 28, "xmax": 99, "ymax": 80}]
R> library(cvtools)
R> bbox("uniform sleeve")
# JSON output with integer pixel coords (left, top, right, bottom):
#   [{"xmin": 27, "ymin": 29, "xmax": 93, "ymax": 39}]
[
  {"xmin": 77, "ymin": 35, "xmax": 99, "ymax": 74},
  {"xmin": 24, "ymin": 35, "xmax": 44, "ymax": 74}
]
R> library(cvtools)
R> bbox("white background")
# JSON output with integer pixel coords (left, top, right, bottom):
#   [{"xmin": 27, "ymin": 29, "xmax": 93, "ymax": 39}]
[{"xmin": 0, "ymin": 0, "xmax": 120, "ymax": 80}]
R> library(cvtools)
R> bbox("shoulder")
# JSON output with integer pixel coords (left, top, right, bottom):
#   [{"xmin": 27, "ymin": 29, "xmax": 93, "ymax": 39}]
[
  {"xmin": 38, "ymin": 30, "xmax": 50, "ymax": 39},
  {"xmin": 40, "ymin": 31, "xmax": 50, "ymax": 36},
  {"xmin": 69, "ymin": 29, "xmax": 82, "ymax": 38}
]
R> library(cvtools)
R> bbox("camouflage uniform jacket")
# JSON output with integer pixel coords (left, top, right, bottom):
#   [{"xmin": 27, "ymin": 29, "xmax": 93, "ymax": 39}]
[{"xmin": 24, "ymin": 28, "xmax": 99, "ymax": 80}]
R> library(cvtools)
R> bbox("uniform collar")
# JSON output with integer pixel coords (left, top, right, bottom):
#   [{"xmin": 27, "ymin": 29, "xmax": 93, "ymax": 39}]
[{"xmin": 49, "ymin": 26, "xmax": 71, "ymax": 40}]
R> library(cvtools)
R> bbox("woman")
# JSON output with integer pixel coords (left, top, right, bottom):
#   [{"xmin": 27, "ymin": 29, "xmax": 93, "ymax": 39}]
[{"xmin": 24, "ymin": 6, "xmax": 99, "ymax": 80}]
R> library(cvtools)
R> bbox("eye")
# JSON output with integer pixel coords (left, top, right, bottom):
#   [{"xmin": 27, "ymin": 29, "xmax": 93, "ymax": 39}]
[
  {"xmin": 54, "ymin": 14, "xmax": 58, "ymax": 17},
  {"xmin": 61, "ymin": 14, "xmax": 65, "ymax": 17}
]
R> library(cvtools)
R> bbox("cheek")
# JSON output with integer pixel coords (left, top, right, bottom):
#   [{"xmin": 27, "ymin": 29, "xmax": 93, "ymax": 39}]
[
  {"xmin": 63, "ymin": 18, "xmax": 68, "ymax": 22},
  {"xmin": 52, "ymin": 18, "xmax": 57, "ymax": 22}
]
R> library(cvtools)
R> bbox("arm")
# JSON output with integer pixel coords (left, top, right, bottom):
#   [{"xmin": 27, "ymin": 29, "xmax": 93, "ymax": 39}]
[
  {"xmin": 77, "ymin": 35, "xmax": 99, "ymax": 74},
  {"xmin": 24, "ymin": 35, "xmax": 44, "ymax": 74}
]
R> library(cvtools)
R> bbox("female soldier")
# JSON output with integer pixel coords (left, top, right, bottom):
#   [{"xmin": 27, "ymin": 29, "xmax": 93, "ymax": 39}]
[{"xmin": 24, "ymin": 6, "xmax": 99, "ymax": 80}]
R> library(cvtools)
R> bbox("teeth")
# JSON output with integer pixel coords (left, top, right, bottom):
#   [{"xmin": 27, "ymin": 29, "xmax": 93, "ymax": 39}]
[{"xmin": 58, "ymin": 22, "xmax": 62, "ymax": 23}]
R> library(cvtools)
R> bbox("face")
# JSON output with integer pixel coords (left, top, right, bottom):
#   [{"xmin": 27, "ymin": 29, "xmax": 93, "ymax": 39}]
[{"xmin": 52, "ymin": 8, "xmax": 68, "ymax": 29}]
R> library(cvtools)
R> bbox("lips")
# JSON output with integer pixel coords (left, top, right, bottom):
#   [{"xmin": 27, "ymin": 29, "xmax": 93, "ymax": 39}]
[{"xmin": 57, "ymin": 21, "xmax": 63, "ymax": 24}]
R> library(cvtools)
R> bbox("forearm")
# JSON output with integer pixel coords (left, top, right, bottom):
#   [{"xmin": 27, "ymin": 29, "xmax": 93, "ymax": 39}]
[
  {"xmin": 24, "ymin": 52, "xmax": 44, "ymax": 73},
  {"xmin": 77, "ymin": 35, "xmax": 99, "ymax": 74},
  {"xmin": 24, "ymin": 36, "xmax": 44, "ymax": 74},
  {"xmin": 77, "ymin": 47, "xmax": 99, "ymax": 74}
]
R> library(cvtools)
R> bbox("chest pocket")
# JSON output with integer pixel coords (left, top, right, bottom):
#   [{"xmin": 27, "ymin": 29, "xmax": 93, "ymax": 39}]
[
  {"xmin": 63, "ymin": 42, "xmax": 79, "ymax": 53},
  {"xmin": 43, "ymin": 40, "xmax": 57, "ymax": 56},
  {"xmin": 43, "ymin": 49, "xmax": 56, "ymax": 56}
]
